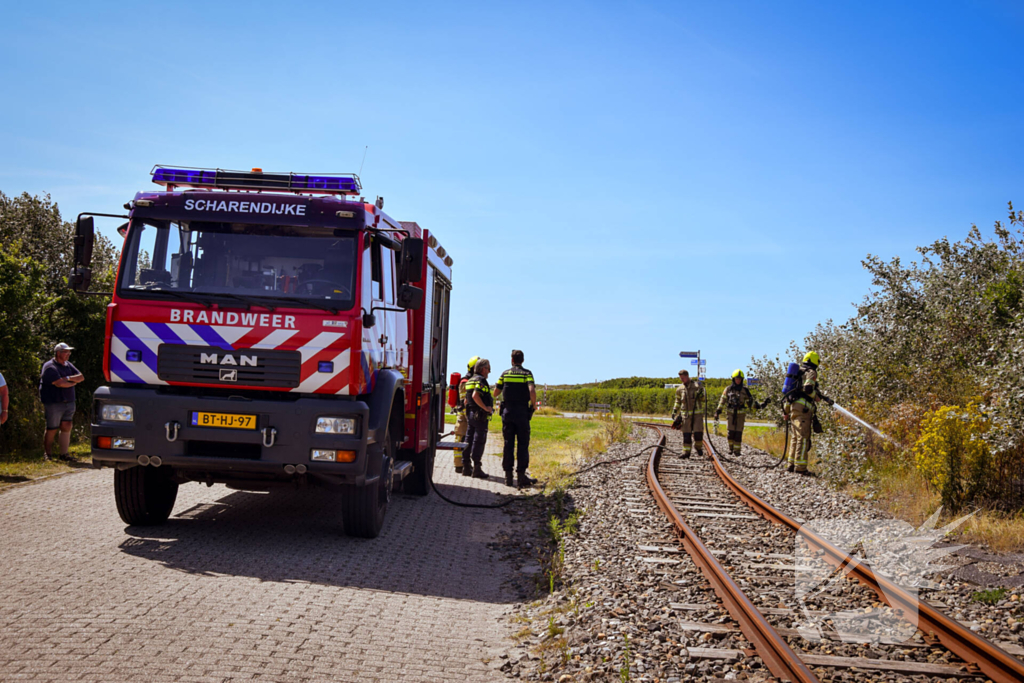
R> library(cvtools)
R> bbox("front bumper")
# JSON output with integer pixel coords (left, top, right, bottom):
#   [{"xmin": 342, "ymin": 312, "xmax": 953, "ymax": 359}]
[{"xmin": 90, "ymin": 385, "xmax": 372, "ymax": 485}]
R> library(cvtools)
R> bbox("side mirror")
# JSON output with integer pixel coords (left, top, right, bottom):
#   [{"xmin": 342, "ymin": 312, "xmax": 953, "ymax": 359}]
[
  {"xmin": 397, "ymin": 284, "xmax": 424, "ymax": 310},
  {"xmin": 398, "ymin": 238, "xmax": 424, "ymax": 283},
  {"xmin": 70, "ymin": 215, "xmax": 95, "ymax": 292},
  {"xmin": 362, "ymin": 312, "xmax": 376, "ymax": 329}
]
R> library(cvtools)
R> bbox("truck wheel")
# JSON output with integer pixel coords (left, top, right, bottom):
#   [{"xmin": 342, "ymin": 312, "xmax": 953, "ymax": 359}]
[
  {"xmin": 342, "ymin": 431, "xmax": 394, "ymax": 538},
  {"xmin": 114, "ymin": 465, "xmax": 178, "ymax": 526}
]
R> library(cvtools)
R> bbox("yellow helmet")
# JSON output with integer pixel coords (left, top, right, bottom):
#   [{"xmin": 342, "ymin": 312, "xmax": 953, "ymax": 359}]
[
  {"xmin": 467, "ymin": 355, "xmax": 480, "ymax": 372},
  {"xmin": 731, "ymin": 369, "xmax": 744, "ymax": 379},
  {"xmin": 803, "ymin": 351, "xmax": 820, "ymax": 366}
]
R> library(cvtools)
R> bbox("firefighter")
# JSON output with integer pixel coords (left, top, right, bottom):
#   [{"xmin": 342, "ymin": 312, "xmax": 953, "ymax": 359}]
[
  {"xmin": 463, "ymin": 358, "xmax": 494, "ymax": 479},
  {"xmin": 671, "ymin": 370, "xmax": 705, "ymax": 458},
  {"xmin": 782, "ymin": 351, "xmax": 834, "ymax": 474},
  {"xmin": 454, "ymin": 355, "xmax": 479, "ymax": 474},
  {"xmin": 715, "ymin": 369, "xmax": 769, "ymax": 455},
  {"xmin": 494, "ymin": 349, "xmax": 537, "ymax": 489}
]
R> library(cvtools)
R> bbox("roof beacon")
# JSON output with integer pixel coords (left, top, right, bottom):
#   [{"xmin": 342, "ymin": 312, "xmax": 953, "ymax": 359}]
[{"xmin": 151, "ymin": 165, "xmax": 362, "ymax": 196}]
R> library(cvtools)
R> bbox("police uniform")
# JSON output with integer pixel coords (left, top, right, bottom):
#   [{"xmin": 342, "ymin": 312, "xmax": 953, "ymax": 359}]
[
  {"xmin": 671, "ymin": 380, "xmax": 705, "ymax": 457},
  {"xmin": 496, "ymin": 364, "xmax": 535, "ymax": 485},
  {"xmin": 716, "ymin": 380, "xmax": 759, "ymax": 455},
  {"xmin": 463, "ymin": 374, "xmax": 493, "ymax": 477},
  {"xmin": 783, "ymin": 358, "xmax": 829, "ymax": 473}
]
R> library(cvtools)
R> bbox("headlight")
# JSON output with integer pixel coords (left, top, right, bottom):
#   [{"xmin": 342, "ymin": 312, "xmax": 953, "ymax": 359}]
[
  {"xmin": 310, "ymin": 449, "xmax": 357, "ymax": 462},
  {"xmin": 315, "ymin": 417, "xmax": 357, "ymax": 435},
  {"xmin": 311, "ymin": 449, "xmax": 337, "ymax": 462},
  {"xmin": 101, "ymin": 404, "xmax": 134, "ymax": 422}
]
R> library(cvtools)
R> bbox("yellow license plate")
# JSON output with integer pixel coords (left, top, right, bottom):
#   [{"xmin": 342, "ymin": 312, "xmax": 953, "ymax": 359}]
[{"xmin": 190, "ymin": 411, "xmax": 257, "ymax": 430}]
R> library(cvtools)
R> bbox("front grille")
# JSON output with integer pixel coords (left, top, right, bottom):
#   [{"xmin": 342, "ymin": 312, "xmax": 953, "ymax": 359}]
[
  {"xmin": 186, "ymin": 440, "xmax": 262, "ymax": 459},
  {"xmin": 158, "ymin": 344, "xmax": 301, "ymax": 388}
]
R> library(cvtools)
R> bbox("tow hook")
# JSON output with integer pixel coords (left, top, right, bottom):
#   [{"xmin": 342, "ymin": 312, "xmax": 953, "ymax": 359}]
[
  {"xmin": 262, "ymin": 427, "xmax": 277, "ymax": 448},
  {"xmin": 165, "ymin": 421, "xmax": 180, "ymax": 442}
]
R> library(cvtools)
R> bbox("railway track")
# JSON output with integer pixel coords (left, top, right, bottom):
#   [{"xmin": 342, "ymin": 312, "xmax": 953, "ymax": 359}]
[{"xmin": 639, "ymin": 421, "xmax": 1024, "ymax": 682}]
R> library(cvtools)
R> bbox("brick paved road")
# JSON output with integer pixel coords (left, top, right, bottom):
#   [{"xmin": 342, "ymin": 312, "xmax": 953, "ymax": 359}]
[{"xmin": 0, "ymin": 453, "xmax": 519, "ymax": 682}]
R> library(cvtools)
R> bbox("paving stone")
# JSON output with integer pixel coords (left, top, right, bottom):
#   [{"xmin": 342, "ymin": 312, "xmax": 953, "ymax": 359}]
[{"xmin": 0, "ymin": 453, "xmax": 518, "ymax": 681}]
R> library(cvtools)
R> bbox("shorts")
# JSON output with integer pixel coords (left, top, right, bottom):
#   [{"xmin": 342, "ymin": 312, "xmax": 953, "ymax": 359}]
[{"xmin": 44, "ymin": 401, "xmax": 76, "ymax": 429}]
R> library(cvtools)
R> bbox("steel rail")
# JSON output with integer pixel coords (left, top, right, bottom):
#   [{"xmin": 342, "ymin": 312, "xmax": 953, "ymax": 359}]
[
  {"xmin": 643, "ymin": 424, "xmax": 820, "ymax": 683},
  {"xmin": 641, "ymin": 422, "xmax": 1024, "ymax": 683}
]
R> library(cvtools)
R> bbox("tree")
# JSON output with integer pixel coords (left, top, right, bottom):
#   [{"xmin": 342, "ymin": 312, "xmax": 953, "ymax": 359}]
[{"xmin": 0, "ymin": 191, "xmax": 118, "ymax": 453}]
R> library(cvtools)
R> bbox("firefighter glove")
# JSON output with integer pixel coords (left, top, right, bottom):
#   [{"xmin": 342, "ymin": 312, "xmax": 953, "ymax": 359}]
[
  {"xmin": 714, "ymin": 411, "xmax": 721, "ymax": 421},
  {"xmin": 824, "ymin": 396, "xmax": 835, "ymax": 406}
]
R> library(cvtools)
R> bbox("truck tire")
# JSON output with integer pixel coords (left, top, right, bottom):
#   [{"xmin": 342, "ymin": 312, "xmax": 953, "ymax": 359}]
[
  {"xmin": 402, "ymin": 403, "xmax": 437, "ymax": 496},
  {"xmin": 342, "ymin": 428, "xmax": 395, "ymax": 538},
  {"xmin": 114, "ymin": 465, "xmax": 178, "ymax": 526}
]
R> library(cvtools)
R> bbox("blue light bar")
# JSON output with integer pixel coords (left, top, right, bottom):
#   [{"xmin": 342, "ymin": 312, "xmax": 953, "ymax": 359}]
[
  {"xmin": 125, "ymin": 350, "xmax": 142, "ymax": 362},
  {"xmin": 153, "ymin": 168, "xmax": 217, "ymax": 186},
  {"xmin": 150, "ymin": 166, "xmax": 362, "ymax": 195},
  {"xmin": 318, "ymin": 361, "xmax": 334, "ymax": 373}
]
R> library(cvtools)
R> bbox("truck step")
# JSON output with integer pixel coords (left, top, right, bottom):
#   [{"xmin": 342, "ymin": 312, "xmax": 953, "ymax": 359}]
[{"xmin": 392, "ymin": 461, "xmax": 414, "ymax": 484}]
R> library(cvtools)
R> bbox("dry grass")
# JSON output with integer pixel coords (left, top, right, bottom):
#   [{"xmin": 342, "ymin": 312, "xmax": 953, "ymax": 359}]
[
  {"xmin": 710, "ymin": 423, "xmax": 787, "ymax": 461},
  {"xmin": 535, "ymin": 406, "xmax": 562, "ymax": 416},
  {"xmin": 0, "ymin": 442, "xmax": 91, "ymax": 489},
  {"xmin": 844, "ymin": 461, "xmax": 1024, "ymax": 551},
  {"xmin": 959, "ymin": 513, "xmax": 1024, "ymax": 552}
]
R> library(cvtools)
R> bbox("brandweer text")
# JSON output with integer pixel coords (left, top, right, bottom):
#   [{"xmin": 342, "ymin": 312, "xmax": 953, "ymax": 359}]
[{"xmin": 170, "ymin": 309, "xmax": 297, "ymax": 328}]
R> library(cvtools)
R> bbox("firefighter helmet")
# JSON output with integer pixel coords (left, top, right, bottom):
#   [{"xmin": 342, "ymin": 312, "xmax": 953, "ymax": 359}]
[
  {"xmin": 731, "ymin": 369, "xmax": 745, "ymax": 379},
  {"xmin": 467, "ymin": 355, "xmax": 480, "ymax": 373},
  {"xmin": 803, "ymin": 351, "xmax": 820, "ymax": 366}
]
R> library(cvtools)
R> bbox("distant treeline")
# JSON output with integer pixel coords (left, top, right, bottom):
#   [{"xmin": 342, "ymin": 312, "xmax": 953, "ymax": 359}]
[{"xmin": 545, "ymin": 377, "xmax": 768, "ymax": 415}]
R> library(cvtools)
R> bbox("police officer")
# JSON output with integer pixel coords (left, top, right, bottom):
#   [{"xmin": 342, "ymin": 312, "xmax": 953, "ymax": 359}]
[
  {"xmin": 463, "ymin": 358, "xmax": 494, "ymax": 479},
  {"xmin": 453, "ymin": 355, "xmax": 479, "ymax": 474},
  {"xmin": 495, "ymin": 350, "xmax": 537, "ymax": 488},
  {"xmin": 782, "ymin": 351, "xmax": 833, "ymax": 474},
  {"xmin": 671, "ymin": 370, "xmax": 705, "ymax": 458},
  {"xmin": 715, "ymin": 369, "xmax": 769, "ymax": 455}
]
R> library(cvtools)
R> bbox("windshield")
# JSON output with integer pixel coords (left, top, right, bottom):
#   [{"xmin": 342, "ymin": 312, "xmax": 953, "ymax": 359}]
[{"xmin": 118, "ymin": 219, "xmax": 357, "ymax": 310}]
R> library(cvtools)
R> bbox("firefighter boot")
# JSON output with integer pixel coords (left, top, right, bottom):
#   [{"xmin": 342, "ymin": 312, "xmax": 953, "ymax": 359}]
[
  {"xmin": 505, "ymin": 471, "xmax": 514, "ymax": 487},
  {"xmin": 454, "ymin": 448, "xmax": 464, "ymax": 473},
  {"xmin": 517, "ymin": 474, "xmax": 533, "ymax": 489},
  {"xmin": 462, "ymin": 461, "xmax": 474, "ymax": 477},
  {"xmin": 472, "ymin": 463, "xmax": 488, "ymax": 479}
]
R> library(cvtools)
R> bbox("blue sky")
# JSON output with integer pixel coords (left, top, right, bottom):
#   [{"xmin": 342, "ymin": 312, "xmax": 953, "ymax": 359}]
[{"xmin": 2, "ymin": 1, "xmax": 1022, "ymax": 384}]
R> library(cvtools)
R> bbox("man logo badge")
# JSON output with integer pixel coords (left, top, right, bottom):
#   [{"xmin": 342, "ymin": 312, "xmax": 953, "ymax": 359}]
[{"xmin": 219, "ymin": 368, "xmax": 238, "ymax": 382}]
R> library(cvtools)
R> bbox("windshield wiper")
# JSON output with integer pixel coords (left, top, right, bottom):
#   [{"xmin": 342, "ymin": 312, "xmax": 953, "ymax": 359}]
[
  {"xmin": 147, "ymin": 288, "xmax": 214, "ymax": 308},
  {"xmin": 145, "ymin": 288, "xmax": 281, "ymax": 312},
  {"xmin": 205, "ymin": 293, "xmax": 277, "ymax": 312},
  {"xmin": 255, "ymin": 296, "xmax": 339, "ymax": 315}
]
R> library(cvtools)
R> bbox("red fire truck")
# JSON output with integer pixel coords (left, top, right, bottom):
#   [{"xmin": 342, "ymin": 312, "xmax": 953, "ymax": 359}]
[{"xmin": 70, "ymin": 166, "xmax": 453, "ymax": 538}]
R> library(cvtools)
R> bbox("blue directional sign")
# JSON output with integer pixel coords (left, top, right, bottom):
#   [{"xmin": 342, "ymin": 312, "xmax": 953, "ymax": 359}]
[
  {"xmin": 679, "ymin": 351, "xmax": 699, "ymax": 358},
  {"xmin": 691, "ymin": 359, "xmax": 706, "ymax": 365},
  {"xmin": 747, "ymin": 377, "xmax": 760, "ymax": 385}
]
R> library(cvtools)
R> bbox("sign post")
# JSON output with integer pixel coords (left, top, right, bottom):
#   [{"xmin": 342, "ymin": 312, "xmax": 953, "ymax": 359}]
[{"xmin": 680, "ymin": 350, "xmax": 704, "ymax": 383}]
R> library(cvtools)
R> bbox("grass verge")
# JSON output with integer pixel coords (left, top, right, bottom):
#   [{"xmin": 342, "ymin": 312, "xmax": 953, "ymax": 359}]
[{"xmin": 0, "ymin": 442, "xmax": 92, "ymax": 490}]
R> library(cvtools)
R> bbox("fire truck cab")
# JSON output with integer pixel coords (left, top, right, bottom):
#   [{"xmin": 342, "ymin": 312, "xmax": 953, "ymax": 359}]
[{"xmin": 71, "ymin": 166, "xmax": 453, "ymax": 538}]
